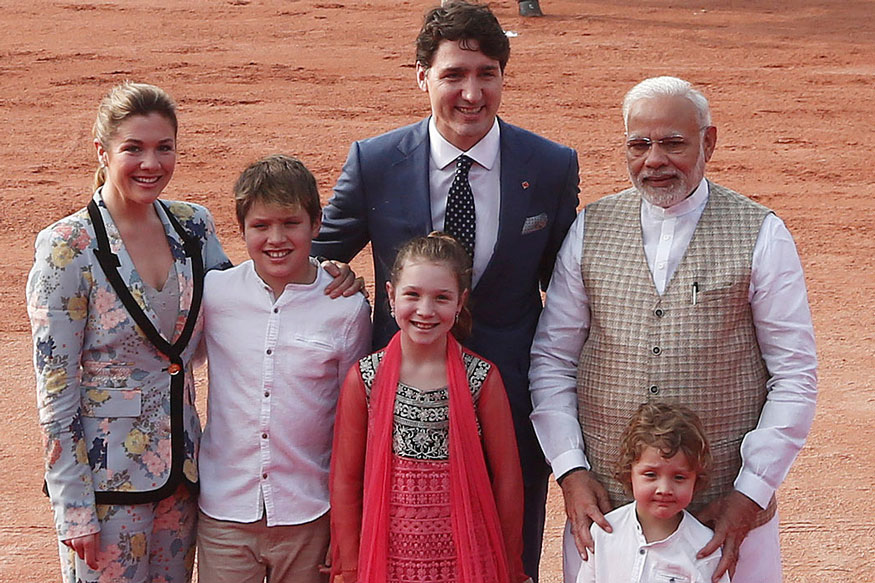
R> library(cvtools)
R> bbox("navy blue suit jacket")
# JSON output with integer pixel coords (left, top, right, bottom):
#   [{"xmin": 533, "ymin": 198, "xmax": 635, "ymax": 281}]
[{"xmin": 313, "ymin": 117, "xmax": 579, "ymax": 481}]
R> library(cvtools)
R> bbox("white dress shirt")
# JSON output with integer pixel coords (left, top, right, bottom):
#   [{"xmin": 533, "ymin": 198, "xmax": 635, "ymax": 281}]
[
  {"xmin": 198, "ymin": 259, "xmax": 372, "ymax": 526},
  {"xmin": 529, "ymin": 178, "xmax": 818, "ymax": 509},
  {"xmin": 576, "ymin": 503, "xmax": 730, "ymax": 583},
  {"xmin": 428, "ymin": 116, "xmax": 501, "ymax": 286}
]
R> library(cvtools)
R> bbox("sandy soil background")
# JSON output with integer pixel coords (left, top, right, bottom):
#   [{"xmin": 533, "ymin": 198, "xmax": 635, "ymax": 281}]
[{"xmin": 1, "ymin": 1, "xmax": 873, "ymax": 581}]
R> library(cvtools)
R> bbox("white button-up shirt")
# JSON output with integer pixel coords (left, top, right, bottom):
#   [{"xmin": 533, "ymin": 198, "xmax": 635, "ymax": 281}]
[
  {"xmin": 529, "ymin": 178, "xmax": 818, "ymax": 509},
  {"xmin": 576, "ymin": 503, "xmax": 730, "ymax": 583},
  {"xmin": 198, "ymin": 259, "xmax": 372, "ymax": 525},
  {"xmin": 428, "ymin": 116, "xmax": 501, "ymax": 286}
]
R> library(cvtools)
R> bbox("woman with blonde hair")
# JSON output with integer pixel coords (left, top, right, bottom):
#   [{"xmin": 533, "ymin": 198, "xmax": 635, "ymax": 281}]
[{"xmin": 27, "ymin": 81, "xmax": 230, "ymax": 582}]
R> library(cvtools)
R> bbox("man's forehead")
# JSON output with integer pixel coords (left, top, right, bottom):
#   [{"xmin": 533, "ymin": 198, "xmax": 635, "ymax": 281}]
[
  {"xmin": 626, "ymin": 96, "xmax": 700, "ymax": 132},
  {"xmin": 431, "ymin": 38, "xmax": 500, "ymax": 69}
]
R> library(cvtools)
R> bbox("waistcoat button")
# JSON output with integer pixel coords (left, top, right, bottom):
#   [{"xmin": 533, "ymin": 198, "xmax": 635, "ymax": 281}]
[
  {"xmin": 649, "ymin": 385, "xmax": 659, "ymax": 394},
  {"xmin": 654, "ymin": 308, "xmax": 664, "ymax": 317},
  {"xmin": 652, "ymin": 346, "xmax": 661, "ymax": 355}
]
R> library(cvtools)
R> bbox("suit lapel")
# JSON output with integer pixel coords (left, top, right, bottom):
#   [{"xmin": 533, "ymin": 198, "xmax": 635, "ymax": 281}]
[
  {"xmin": 392, "ymin": 118, "xmax": 433, "ymax": 238},
  {"xmin": 475, "ymin": 120, "xmax": 535, "ymax": 291},
  {"xmin": 94, "ymin": 192, "xmax": 189, "ymax": 344}
]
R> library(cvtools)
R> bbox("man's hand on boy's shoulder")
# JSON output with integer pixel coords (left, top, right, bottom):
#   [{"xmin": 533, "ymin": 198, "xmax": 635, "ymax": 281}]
[
  {"xmin": 558, "ymin": 469, "xmax": 613, "ymax": 561},
  {"xmin": 318, "ymin": 258, "xmax": 368, "ymax": 299},
  {"xmin": 696, "ymin": 489, "xmax": 760, "ymax": 582}
]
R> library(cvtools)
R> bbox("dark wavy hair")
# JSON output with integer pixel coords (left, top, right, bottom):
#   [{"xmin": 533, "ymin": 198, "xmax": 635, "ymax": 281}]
[
  {"xmin": 615, "ymin": 401, "xmax": 712, "ymax": 495},
  {"xmin": 415, "ymin": 1, "xmax": 510, "ymax": 72},
  {"xmin": 389, "ymin": 232, "xmax": 474, "ymax": 341}
]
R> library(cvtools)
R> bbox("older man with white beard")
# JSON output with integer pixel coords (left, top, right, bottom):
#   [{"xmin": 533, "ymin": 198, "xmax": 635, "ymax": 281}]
[{"xmin": 528, "ymin": 76, "xmax": 817, "ymax": 583}]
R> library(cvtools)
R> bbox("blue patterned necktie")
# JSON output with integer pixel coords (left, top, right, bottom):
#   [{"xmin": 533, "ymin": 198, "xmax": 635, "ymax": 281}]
[{"xmin": 445, "ymin": 155, "xmax": 476, "ymax": 257}]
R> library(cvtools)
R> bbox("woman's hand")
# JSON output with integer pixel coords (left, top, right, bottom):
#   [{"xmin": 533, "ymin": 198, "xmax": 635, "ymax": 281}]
[{"xmin": 63, "ymin": 532, "xmax": 100, "ymax": 570}]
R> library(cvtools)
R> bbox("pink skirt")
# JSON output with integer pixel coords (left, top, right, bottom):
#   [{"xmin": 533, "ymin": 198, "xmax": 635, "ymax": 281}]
[
  {"xmin": 387, "ymin": 455, "xmax": 499, "ymax": 583},
  {"xmin": 388, "ymin": 455, "xmax": 455, "ymax": 582}
]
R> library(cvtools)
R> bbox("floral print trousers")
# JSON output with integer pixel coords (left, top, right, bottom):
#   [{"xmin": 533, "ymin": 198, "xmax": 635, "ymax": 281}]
[{"xmin": 58, "ymin": 484, "xmax": 197, "ymax": 583}]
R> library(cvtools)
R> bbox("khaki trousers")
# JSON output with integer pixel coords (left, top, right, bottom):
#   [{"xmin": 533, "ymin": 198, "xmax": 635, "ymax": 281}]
[{"xmin": 196, "ymin": 510, "xmax": 330, "ymax": 583}]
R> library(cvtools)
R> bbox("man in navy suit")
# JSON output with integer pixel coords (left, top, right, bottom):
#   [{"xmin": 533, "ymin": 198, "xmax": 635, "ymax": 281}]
[{"xmin": 312, "ymin": 3, "xmax": 579, "ymax": 578}]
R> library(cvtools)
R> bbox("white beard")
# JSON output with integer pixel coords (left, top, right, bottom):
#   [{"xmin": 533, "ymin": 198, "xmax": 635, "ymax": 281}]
[
  {"xmin": 631, "ymin": 149, "xmax": 707, "ymax": 209},
  {"xmin": 637, "ymin": 182, "xmax": 691, "ymax": 208}
]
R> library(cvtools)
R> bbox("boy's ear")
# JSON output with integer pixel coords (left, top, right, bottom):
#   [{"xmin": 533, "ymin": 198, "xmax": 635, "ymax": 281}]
[{"xmin": 310, "ymin": 214, "xmax": 322, "ymax": 238}]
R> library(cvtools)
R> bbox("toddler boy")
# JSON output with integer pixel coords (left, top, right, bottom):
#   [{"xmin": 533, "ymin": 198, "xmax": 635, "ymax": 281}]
[{"xmin": 577, "ymin": 402, "xmax": 730, "ymax": 583}]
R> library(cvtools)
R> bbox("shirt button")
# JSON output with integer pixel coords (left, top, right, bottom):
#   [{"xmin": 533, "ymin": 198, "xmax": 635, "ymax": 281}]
[
  {"xmin": 261, "ymin": 433, "xmax": 268, "ymax": 439},
  {"xmin": 652, "ymin": 346, "xmax": 661, "ymax": 355},
  {"xmin": 649, "ymin": 385, "xmax": 659, "ymax": 395},
  {"xmin": 264, "ymin": 391, "xmax": 270, "ymax": 398},
  {"xmin": 273, "ymin": 307, "xmax": 279, "ymax": 314},
  {"xmin": 262, "ymin": 473, "xmax": 268, "ymax": 479},
  {"xmin": 654, "ymin": 308, "xmax": 664, "ymax": 318},
  {"xmin": 639, "ymin": 548, "xmax": 645, "ymax": 555},
  {"xmin": 266, "ymin": 348, "xmax": 273, "ymax": 355},
  {"xmin": 658, "ymin": 262, "xmax": 666, "ymax": 269}
]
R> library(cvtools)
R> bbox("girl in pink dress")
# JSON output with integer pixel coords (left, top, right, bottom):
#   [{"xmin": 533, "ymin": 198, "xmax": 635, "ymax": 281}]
[{"xmin": 330, "ymin": 232, "xmax": 528, "ymax": 583}]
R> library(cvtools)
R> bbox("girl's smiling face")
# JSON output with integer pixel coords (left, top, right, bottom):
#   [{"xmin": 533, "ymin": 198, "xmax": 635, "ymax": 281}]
[{"xmin": 387, "ymin": 259, "xmax": 467, "ymax": 348}]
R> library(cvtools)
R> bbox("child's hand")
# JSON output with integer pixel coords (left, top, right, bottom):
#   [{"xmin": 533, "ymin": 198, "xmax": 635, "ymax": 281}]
[{"xmin": 318, "ymin": 541, "xmax": 332, "ymax": 574}]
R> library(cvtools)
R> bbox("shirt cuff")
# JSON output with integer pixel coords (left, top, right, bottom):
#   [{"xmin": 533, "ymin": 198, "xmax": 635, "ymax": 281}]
[
  {"xmin": 733, "ymin": 471, "xmax": 775, "ymax": 510},
  {"xmin": 551, "ymin": 449, "xmax": 590, "ymax": 482}
]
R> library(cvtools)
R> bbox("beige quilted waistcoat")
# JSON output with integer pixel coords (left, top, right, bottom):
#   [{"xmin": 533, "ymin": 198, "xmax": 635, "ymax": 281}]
[{"xmin": 576, "ymin": 182, "xmax": 776, "ymax": 524}]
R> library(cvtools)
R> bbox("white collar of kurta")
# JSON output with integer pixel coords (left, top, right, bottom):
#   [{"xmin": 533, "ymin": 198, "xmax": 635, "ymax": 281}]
[
  {"xmin": 428, "ymin": 116, "xmax": 500, "ymax": 171},
  {"xmin": 633, "ymin": 507, "xmax": 691, "ymax": 547},
  {"xmin": 641, "ymin": 177, "xmax": 709, "ymax": 220}
]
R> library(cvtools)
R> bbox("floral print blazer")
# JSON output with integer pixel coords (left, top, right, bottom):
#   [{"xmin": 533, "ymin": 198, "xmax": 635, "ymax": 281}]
[{"xmin": 26, "ymin": 190, "xmax": 230, "ymax": 541}]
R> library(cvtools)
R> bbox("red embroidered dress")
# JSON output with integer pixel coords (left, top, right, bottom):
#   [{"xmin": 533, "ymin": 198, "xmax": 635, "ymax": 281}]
[{"xmin": 330, "ymin": 341, "xmax": 527, "ymax": 583}]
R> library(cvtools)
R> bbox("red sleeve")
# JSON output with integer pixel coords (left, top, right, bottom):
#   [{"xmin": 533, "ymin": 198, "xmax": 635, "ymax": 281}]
[
  {"xmin": 330, "ymin": 363, "xmax": 369, "ymax": 582},
  {"xmin": 477, "ymin": 366, "xmax": 528, "ymax": 583}
]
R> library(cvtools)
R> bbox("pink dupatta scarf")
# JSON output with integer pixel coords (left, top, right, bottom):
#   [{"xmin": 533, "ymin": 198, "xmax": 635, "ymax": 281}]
[{"xmin": 357, "ymin": 332, "xmax": 510, "ymax": 583}]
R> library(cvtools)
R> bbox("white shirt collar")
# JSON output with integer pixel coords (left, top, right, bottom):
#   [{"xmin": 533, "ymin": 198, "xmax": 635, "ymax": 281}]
[
  {"xmin": 428, "ymin": 116, "xmax": 500, "ymax": 171},
  {"xmin": 641, "ymin": 177, "xmax": 709, "ymax": 220},
  {"xmin": 634, "ymin": 507, "xmax": 690, "ymax": 547}
]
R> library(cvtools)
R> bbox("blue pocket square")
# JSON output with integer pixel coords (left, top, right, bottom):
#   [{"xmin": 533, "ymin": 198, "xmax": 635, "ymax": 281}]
[{"xmin": 521, "ymin": 213, "xmax": 548, "ymax": 235}]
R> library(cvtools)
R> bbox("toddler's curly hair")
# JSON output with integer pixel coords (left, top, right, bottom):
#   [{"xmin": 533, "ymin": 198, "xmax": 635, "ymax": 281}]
[{"xmin": 615, "ymin": 401, "xmax": 712, "ymax": 495}]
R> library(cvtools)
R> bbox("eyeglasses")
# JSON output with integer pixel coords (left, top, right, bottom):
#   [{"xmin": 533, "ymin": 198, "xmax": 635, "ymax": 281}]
[{"xmin": 625, "ymin": 126, "xmax": 711, "ymax": 158}]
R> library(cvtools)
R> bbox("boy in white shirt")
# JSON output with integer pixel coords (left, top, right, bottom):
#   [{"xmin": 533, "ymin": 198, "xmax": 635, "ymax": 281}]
[
  {"xmin": 577, "ymin": 402, "xmax": 730, "ymax": 583},
  {"xmin": 196, "ymin": 155, "xmax": 372, "ymax": 583}
]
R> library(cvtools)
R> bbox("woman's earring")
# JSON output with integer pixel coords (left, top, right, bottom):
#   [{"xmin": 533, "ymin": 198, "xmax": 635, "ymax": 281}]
[
  {"xmin": 390, "ymin": 306, "xmax": 395, "ymax": 318},
  {"xmin": 455, "ymin": 311, "xmax": 460, "ymax": 323}
]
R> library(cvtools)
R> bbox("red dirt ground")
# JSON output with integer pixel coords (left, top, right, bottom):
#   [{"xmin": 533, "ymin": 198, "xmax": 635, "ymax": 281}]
[{"xmin": 1, "ymin": 1, "xmax": 872, "ymax": 581}]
